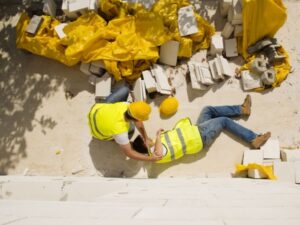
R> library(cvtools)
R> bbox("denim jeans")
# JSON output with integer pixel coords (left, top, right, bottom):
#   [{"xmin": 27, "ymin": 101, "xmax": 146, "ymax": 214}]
[
  {"xmin": 197, "ymin": 105, "xmax": 257, "ymax": 148},
  {"xmin": 104, "ymin": 80, "xmax": 130, "ymax": 103}
]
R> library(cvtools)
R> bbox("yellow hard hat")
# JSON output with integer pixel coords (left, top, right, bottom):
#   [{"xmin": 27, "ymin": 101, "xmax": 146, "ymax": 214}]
[
  {"xmin": 128, "ymin": 101, "xmax": 151, "ymax": 121},
  {"xmin": 159, "ymin": 97, "xmax": 179, "ymax": 117}
]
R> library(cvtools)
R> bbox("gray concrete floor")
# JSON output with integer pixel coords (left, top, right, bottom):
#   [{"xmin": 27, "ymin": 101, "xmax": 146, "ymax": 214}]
[{"xmin": 0, "ymin": 0, "xmax": 299, "ymax": 178}]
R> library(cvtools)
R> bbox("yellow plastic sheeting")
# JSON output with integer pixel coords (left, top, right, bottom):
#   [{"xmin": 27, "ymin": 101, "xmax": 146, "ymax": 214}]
[
  {"xmin": 236, "ymin": 163, "xmax": 277, "ymax": 180},
  {"xmin": 16, "ymin": 13, "xmax": 78, "ymax": 66},
  {"xmin": 242, "ymin": 0, "xmax": 287, "ymax": 59},
  {"xmin": 240, "ymin": 47, "xmax": 291, "ymax": 91}
]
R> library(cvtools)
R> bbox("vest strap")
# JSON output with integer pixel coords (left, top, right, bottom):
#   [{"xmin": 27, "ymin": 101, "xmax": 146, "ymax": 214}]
[
  {"xmin": 90, "ymin": 107, "xmax": 111, "ymax": 140},
  {"xmin": 164, "ymin": 133, "xmax": 175, "ymax": 160},
  {"xmin": 176, "ymin": 128, "xmax": 186, "ymax": 154}
]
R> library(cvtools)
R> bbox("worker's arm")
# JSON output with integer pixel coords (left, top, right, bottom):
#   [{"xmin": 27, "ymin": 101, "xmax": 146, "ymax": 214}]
[
  {"xmin": 153, "ymin": 129, "xmax": 164, "ymax": 157},
  {"xmin": 119, "ymin": 143, "xmax": 162, "ymax": 161},
  {"xmin": 133, "ymin": 120, "xmax": 153, "ymax": 147}
]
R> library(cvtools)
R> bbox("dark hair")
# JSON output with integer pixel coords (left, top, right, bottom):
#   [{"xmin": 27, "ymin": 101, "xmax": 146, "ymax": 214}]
[
  {"xmin": 131, "ymin": 135, "xmax": 149, "ymax": 154},
  {"xmin": 124, "ymin": 110, "xmax": 137, "ymax": 121}
]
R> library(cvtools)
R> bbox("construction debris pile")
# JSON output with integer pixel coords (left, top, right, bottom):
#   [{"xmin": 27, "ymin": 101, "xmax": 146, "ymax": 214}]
[
  {"xmin": 16, "ymin": 0, "xmax": 291, "ymax": 103},
  {"xmin": 236, "ymin": 138, "xmax": 300, "ymax": 184}
]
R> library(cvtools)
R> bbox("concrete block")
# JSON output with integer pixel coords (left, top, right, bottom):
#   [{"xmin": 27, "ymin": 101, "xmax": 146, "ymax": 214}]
[
  {"xmin": 210, "ymin": 34, "xmax": 224, "ymax": 56},
  {"xmin": 295, "ymin": 162, "xmax": 300, "ymax": 184},
  {"xmin": 217, "ymin": 55, "xmax": 234, "ymax": 77},
  {"xmin": 178, "ymin": 5, "xmax": 199, "ymax": 36},
  {"xmin": 80, "ymin": 62, "xmax": 93, "ymax": 75},
  {"xmin": 95, "ymin": 72, "xmax": 112, "ymax": 99},
  {"xmin": 91, "ymin": 60, "xmax": 105, "ymax": 69},
  {"xmin": 281, "ymin": 150, "xmax": 300, "ymax": 162},
  {"xmin": 273, "ymin": 161, "xmax": 295, "ymax": 183},
  {"xmin": 234, "ymin": 25, "xmax": 243, "ymax": 37},
  {"xmin": 248, "ymin": 169, "xmax": 267, "ymax": 179},
  {"xmin": 193, "ymin": 63, "xmax": 214, "ymax": 85},
  {"xmin": 221, "ymin": 22, "xmax": 234, "ymax": 39},
  {"xmin": 43, "ymin": 0, "xmax": 56, "ymax": 17},
  {"xmin": 228, "ymin": 0, "xmax": 242, "ymax": 25},
  {"xmin": 208, "ymin": 59, "xmax": 224, "ymax": 80},
  {"xmin": 220, "ymin": 0, "xmax": 232, "ymax": 17},
  {"xmin": 54, "ymin": 23, "xmax": 67, "ymax": 39},
  {"xmin": 251, "ymin": 58, "xmax": 268, "ymax": 74},
  {"xmin": 142, "ymin": 70, "xmax": 157, "ymax": 93},
  {"xmin": 151, "ymin": 64, "xmax": 172, "ymax": 94},
  {"xmin": 187, "ymin": 63, "xmax": 208, "ymax": 90},
  {"xmin": 26, "ymin": 15, "xmax": 43, "ymax": 35},
  {"xmin": 68, "ymin": 0, "xmax": 89, "ymax": 13},
  {"xmin": 133, "ymin": 78, "xmax": 146, "ymax": 101},
  {"xmin": 62, "ymin": 0, "xmax": 79, "ymax": 19},
  {"xmin": 241, "ymin": 70, "xmax": 263, "ymax": 91},
  {"xmin": 89, "ymin": 0, "xmax": 98, "ymax": 11},
  {"xmin": 190, "ymin": 49, "xmax": 207, "ymax": 63},
  {"xmin": 243, "ymin": 150, "xmax": 263, "ymax": 165},
  {"xmin": 89, "ymin": 64, "xmax": 106, "ymax": 76},
  {"xmin": 159, "ymin": 40, "xmax": 180, "ymax": 66},
  {"xmin": 224, "ymin": 38, "xmax": 238, "ymax": 58},
  {"xmin": 261, "ymin": 139, "xmax": 280, "ymax": 159}
]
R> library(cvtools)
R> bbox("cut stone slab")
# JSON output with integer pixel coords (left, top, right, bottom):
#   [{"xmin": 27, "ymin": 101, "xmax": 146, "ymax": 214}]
[
  {"xmin": 248, "ymin": 168, "xmax": 267, "ymax": 179},
  {"xmin": 243, "ymin": 150, "xmax": 263, "ymax": 165},
  {"xmin": 241, "ymin": 70, "xmax": 263, "ymax": 91},
  {"xmin": 217, "ymin": 54, "xmax": 234, "ymax": 77},
  {"xmin": 273, "ymin": 161, "xmax": 295, "ymax": 183},
  {"xmin": 281, "ymin": 150, "xmax": 300, "ymax": 162},
  {"xmin": 95, "ymin": 72, "xmax": 112, "ymax": 100},
  {"xmin": 43, "ymin": 0, "xmax": 57, "ymax": 17},
  {"xmin": 142, "ymin": 70, "xmax": 157, "ymax": 93},
  {"xmin": 68, "ymin": 0, "xmax": 89, "ymax": 14},
  {"xmin": 159, "ymin": 40, "xmax": 180, "ymax": 66},
  {"xmin": 62, "ymin": 0, "xmax": 79, "ymax": 19},
  {"xmin": 208, "ymin": 59, "xmax": 224, "ymax": 80},
  {"xmin": 178, "ymin": 5, "xmax": 199, "ymax": 36},
  {"xmin": 54, "ymin": 23, "xmax": 67, "ymax": 39},
  {"xmin": 224, "ymin": 38, "xmax": 238, "ymax": 57},
  {"xmin": 210, "ymin": 34, "xmax": 224, "ymax": 56},
  {"xmin": 190, "ymin": 49, "xmax": 207, "ymax": 63},
  {"xmin": 26, "ymin": 15, "xmax": 43, "ymax": 35},
  {"xmin": 221, "ymin": 22, "xmax": 234, "ymax": 39},
  {"xmin": 261, "ymin": 139, "xmax": 280, "ymax": 159}
]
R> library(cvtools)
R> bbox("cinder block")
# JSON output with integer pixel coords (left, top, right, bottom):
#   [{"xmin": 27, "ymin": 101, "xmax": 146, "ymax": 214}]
[
  {"xmin": 142, "ymin": 70, "xmax": 157, "ymax": 93},
  {"xmin": 68, "ymin": 0, "xmax": 89, "ymax": 13},
  {"xmin": 151, "ymin": 64, "xmax": 172, "ymax": 94},
  {"xmin": 261, "ymin": 139, "xmax": 280, "ymax": 159},
  {"xmin": 221, "ymin": 22, "xmax": 234, "ymax": 39},
  {"xmin": 248, "ymin": 168, "xmax": 267, "ymax": 179},
  {"xmin": 197, "ymin": 65, "xmax": 214, "ymax": 85},
  {"xmin": 210, "ymin": 34, "xmax": 224, "ymax": 56},
  {"xmin": 220, "ymin": 0, "xmax": 232, "ymax": 17},
  {"xmin": 95, "ymin": 72, "xmax": 112, "ymax": 99},
  {"xmin": 187, "ymin": 63, "xmax": 208, "ymax": 90},
  {"xmin": 26, "ymin": 15, "xmax": 43, "ymax": 35},
  {"xmin": 295, "ymin": 162, "xmax": 300, "ymax": 184},
  {"xmin": 43, "ymin": 0, "xmax": 56, "ymax": 17},
  {"xmin": 89, "ymin": 0, "xmax": 98, "ymax": 11},
  {"xmin": 190, "ymin": 49, "xmax": 207, "ymax": 63},
  {"xmin": 133, "ymin": 78, "xmax": 146, "ymax": 101},
  {"xmin": 224, "ymin": 38, "xmax": 238, "ymax": 58},
  {"xmin": 54, "ymin": 23, "xmax": 67, "ymax": 39},
  {"xmin": 241, "ymin": 70, "xmax": 263, "ymax": 91},
  {"xmin": 159, "ymin": 40, "xmax": 180, "ymax": 66},
  {"xmin": 208, "ymin": 59, "xmax": 224, "ymax": 80},
  {"xmin": 178, "ymin": 6, "xmax": 199, "ymax": 36},
  {"xmin": 243, "ymin": 150, "xmax": 263, "ymax": 165},
  {"xmin": 281, "ymin": 150, "xmax": 300, "ymax": 162},
  {"xmin": 273, "ymin": 161, "xmax": 295, "ymax": 183},
  {"xmin": 80, "ymin": 62, "xmax": 93, "ymax": 76},
  {"xmin": 234, "ymin": 25, "xmax": 243, "ymax": 37},
  {"xmin": 217, "ymin": 55, "xmax": 234, "ymax": 77}
]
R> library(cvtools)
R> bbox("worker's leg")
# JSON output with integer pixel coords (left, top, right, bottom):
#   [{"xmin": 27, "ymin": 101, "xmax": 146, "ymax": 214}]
[
  {"xmin": 198, "ymin": 117, "xmax": 257, "ymax": 147},
  {"xmin": 105, "ymin": 81, "xmax": 130, "ymax": 103}
]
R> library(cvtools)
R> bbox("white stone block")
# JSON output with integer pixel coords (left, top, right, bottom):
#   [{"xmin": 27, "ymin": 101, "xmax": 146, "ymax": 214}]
[
  {"xmin": 54, "ymin": 23, "xmax": 67, "ymax": 39},
  {"xmin": 187, "ymin": 63, "xmax": 208, "ymax": 90},
  {"xmin": 151, "ymin": 64, "xmax": 172, "ymax": 94},
  {"xmin": 243, "ymin": 150, "xmax": 263, "ymax": 165},
  {"xmin": 248, "ymin": 168, "xmax": 267, "ymax": 179},
  {"xmin": 220, "ymin": 0, "xmax": 232, "ymax": 17},
  {"xmin": 142, "ymin": 70, "xmax": 157, "ymax": 93},
  {"xmin": 234, "ymin": 25, "xmax": 243, "ymax": 37},
  {"xmin": 62, "ymin": 0, "xmax": 79, "ymax": 19},
  {"xmin": 224, "ymin": 38, "xmax": 238, "ymax": 58},
  {"xmin": 190, "ymin": 49, "xmax": 207, "ymax": 63},
  {"xmin": 208, "ymin": 59, "xmax": 224, "ymax": 80},
  {"xmin": 221, "ymin": 22, "xmax": 234, "ymax": 39},
  {"xmin": 43, "ymin": 0, "xmax": 57, "ymax": 17},
  {"xmin": 26, "ymin": 15, "xmax": 43, "ymax": 35},
  {"xmin": 217, "ymin": 55, "xmax": 234, "ymax": 77},
  {"xmin": 89, "ymin": 0, "xmax": 98, "ymax": 11},
  {"xmin": 295, "ymin": 162, "xmax": 300, "ymax": 184},
  {"xmin": 159, "ymin": 40, "xmax": 180, "ymax": 66},
  {"xmin": 241, "ymin": 70, "xmax": 263, "ymax": 91},
  {"xmin": 273, "ymin": 161, "xmax": 295, "ymax": 183},
  {"xmin": 178, "ymin": 5, "xmax": 199, "ymax": 36},
  {"xmin": 281, "ymin": 150, "xmax": 300, "ymax": 162},
  {"xmin": 95, "ymin": 73, "xmax": 112, "ymax": 99},
  {"xmin": 261, "ymin": 139, "xmax": 280, "ymax": 159},
  {"xmin": 210, "ymin": 34, "xmax": 224, "ymax": 56},
  {"xmin": 193, "ymin": 63, "xmax": 214, "ymax": 85},
  {"xmin": 133, "ymin": 78, "xmax": 146, "ymax": 101},
  {"xmin": 68, "ymin": 0, "xmax": 89, "ymax": 13}
]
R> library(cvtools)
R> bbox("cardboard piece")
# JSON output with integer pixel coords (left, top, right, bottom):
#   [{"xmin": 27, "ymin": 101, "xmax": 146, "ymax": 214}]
[
  {"xmin": 95, "ymin": 73, "xmax": 112, "ymax": 99},
  {"xmin": 159, "ymin": 40, "xmax": 180, "ymax": 66},
  {"xmin": 26, "ymin": 15, "xmax": 43, "ymax": 35},
  {"xmin": 243, "ymin": 150, "xmax": 263, "ymax": 165},
  {"xmin": 261, "ymin": 139, "xmax": 280, "ymax": 159},
  {"xmin": 178, "ymin": 5, "xmax": 199, "ymax": 36},
  {"xmin": 241, "ymin": 70, "xmax": 263, "ymax": 91}
]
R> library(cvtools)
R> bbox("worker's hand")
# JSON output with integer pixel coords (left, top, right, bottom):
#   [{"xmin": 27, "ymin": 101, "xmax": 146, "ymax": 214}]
[
  {"xmin": 156, "ymin": 129, "xmax": 164, "ymax": 136},
  {"xmin": 150, "ymin": 154, "xmax": 163, "ymax": 161},
  {"xmin": 145, "ymin": 137, "xmax": 154, "ymax": 148}
]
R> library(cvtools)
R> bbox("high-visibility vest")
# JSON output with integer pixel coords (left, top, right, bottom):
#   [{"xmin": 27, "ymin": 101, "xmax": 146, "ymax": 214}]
[
  {"xmin": 88, "ymin": 102, "xmax": 130, "ymax": 140},
  {"xmin": 153, "ymin": 118, "xmax": 203, "ymax": 163}
]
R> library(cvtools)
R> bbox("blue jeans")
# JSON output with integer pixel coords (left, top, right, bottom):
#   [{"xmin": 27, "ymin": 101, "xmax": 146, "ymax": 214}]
[
  {"xmin": 197, "ymin": 105, "xmax": 257, "ymax": 147},
  {"xmin": 104, "ymin": 80, "xmax": 130, "ymax": 103}
]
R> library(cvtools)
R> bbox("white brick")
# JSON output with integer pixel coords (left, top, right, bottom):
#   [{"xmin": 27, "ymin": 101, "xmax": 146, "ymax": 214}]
[
  {"xmin": 95, "ymin": 72, "xmax": 112, "ymax": 99},
  {"xmin": 89, "ymin": 0, "xmax": 98, "ymax": 11},
  {"xmin": 295, "ymin": 162, "xmax": 300, "ymax": 184},
  {"xmin": 62, "ymin": 0, "xmax": 79, "ymax": 19},
  {"xmin": 197, "ymin": 65, "xmax": 214, "ymax": 85},
  {"xmin": 178, "ymin": 6, "xmax": 199, "ymax": 36},
  {"xmin": 159, "ymin": 40, "xmax": 180, "ymax": 66},
  {"xmin": 248, "ymin": 169, "xmax": 267, "ymax": 179},
  {"xmin": 142, "ymin": 70, "xmax": 157, "ymax": 93},
  {"xmin": 281, "ymin": 149, "xmax": 300, "ymax": 162},
  {"xmin": 210, "ymin": 34, "xmax": 224, "ymax": 56},
  {"xmin": 220, "ymin": 0, "xmax": 232, "ymax": 17},
  {"xmin": 133, "ymin": 78, "xmax": 145, "ymax": 101},
  {"xmin": 54, "ymin": 23, "xmax": 67, "ymax": 39},
  {"xmin": 224, "ymin": 38, "xmax": 238, "ymax": 58},
  {"xmin": 273, "ymin": 161, "xmax": 295, "ymax": 183},
  {"xmin": 208, "ymin": 59, "xmax": 224, "ymax": 80},
  {"xmin": 243, "ymin": 150, "xmax": 263, "ymax": 165},
  {"xmin": 241, "ymin": 70, "xmax": 263, "ymax": 91},
  {"xmin": 187, "ymin": 63, "xmax": 207, "ymax": 90},
  {"xmin": 26, "ymin": 15, "xmax": 43, "ymax": 35},
  {"xmin": 151, "ymin": 64, "xmax": 172, "ymax": 94},
  {"xmin": 221, "ymin": 22, "xmax": 234, "ymax": 39},
  {"xmin": 261, "ymin": 139, "xmax": 280, "ymax": 159}
]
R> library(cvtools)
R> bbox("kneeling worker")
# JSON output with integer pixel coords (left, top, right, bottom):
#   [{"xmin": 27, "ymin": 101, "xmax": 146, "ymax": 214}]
[{"xmin": 132, "ymin": 95, "xmax": 271, "ymax": 163}]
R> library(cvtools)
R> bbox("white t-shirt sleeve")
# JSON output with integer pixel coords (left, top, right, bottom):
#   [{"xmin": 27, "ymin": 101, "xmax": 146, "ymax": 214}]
[
  {"xmin": 150, "ymin": 145, "xmax": 167, "ymax": 156},
  {"xmin": 113, "ymin": 132, "xmax": 130, "ymax": 145}
]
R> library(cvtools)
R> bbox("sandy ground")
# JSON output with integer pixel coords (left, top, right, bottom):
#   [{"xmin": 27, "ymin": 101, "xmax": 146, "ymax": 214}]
[{"xmin": 0, "ymin": 0, "xmax": 299, "ymax": 178}]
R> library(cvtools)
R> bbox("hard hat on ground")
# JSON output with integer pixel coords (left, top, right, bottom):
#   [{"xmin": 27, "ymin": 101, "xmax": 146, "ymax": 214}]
[
  {"xmin": 128, "ymin": 101, "xmax": 151, "ymax": 121},
  {"xmin": 159, "ymin": 97, "xmax": 179, "ymax": 117}
]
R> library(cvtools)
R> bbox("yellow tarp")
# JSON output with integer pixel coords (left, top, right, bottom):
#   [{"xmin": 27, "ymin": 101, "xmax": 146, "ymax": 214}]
[
  {"xmin": 16, "ymin": 0, "xmax": 215, "ymax": 81},
  {"xmin": 236, "ymin": 163, "xmax": 277, "ymax": 180}
]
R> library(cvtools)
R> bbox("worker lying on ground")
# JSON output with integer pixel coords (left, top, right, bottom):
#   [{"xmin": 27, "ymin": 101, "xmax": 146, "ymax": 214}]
[
  {"xmin": 88, "ymin": 81, "xmax": 162, "ymax": 161},
  {"xmin": 131, "ymin": 95, "xmax": 271, "ymax": 163}
]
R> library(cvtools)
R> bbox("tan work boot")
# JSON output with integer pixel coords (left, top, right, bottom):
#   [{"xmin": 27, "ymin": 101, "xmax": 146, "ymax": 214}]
[
  {"xmin": 241, "ymin": 94, "xmax": 251, "ymax": 116},
  {"xmin": 251, "ymin": 132, "xmax": 271, "ymax": 149}
]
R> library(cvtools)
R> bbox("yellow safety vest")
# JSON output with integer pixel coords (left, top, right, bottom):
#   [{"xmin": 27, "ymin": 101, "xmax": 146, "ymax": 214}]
[
  {"xmin": 153, "ymin": 118, "xmax": 203, "ymax": 163},
  {"xmin": 88, "ymin": 102, "xmax": 130, "ymax": 140}
]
